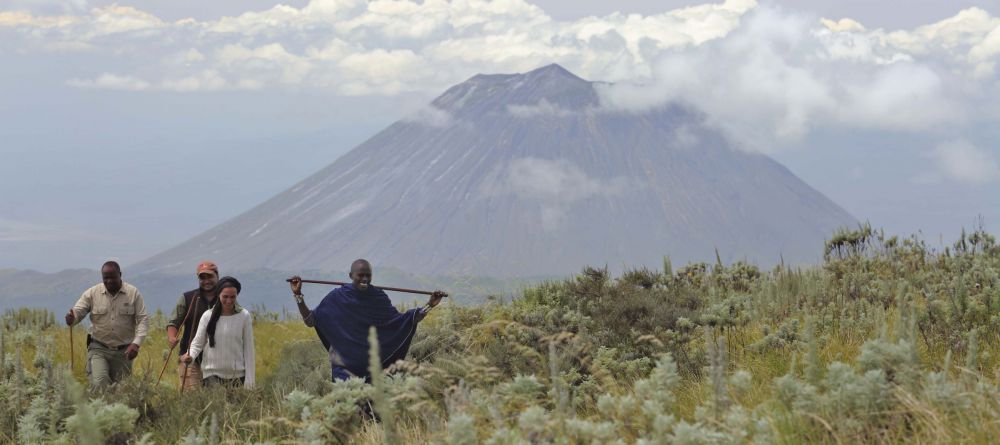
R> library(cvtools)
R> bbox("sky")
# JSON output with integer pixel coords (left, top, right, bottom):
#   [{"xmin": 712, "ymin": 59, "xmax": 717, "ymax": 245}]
[{"xmin": 1, "ymin": 0, "xmax": 1000, "ymax": 272}]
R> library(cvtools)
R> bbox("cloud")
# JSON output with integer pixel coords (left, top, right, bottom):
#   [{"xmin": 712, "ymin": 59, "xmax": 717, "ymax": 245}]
[
  {"xmin": 400, "ymin": 105, "xmax": 453, "ymax": 127},
  {"xmin": 67, "ymin": 73, "xmax": 150, "ymax": 90},
  {"xmin": 820, "ymin": 18, "xmax": 865, "ymax": 33},
  {"xmin": 596, "ymin": 5, "xmax": 985, "ymax": 152},
  {"xmin": 501, "ymin": 157, "xmax": 628, "ymax": 200},
  {"xmin": 0, "ymin": 10, "xmax": 78, "ymax": 27},
  {"xmin": 337, "ymin": 48, "xmax": 430, "ymax": 95},
  {"xmin": 84, "ymin": 5, "xmax": 164, "ymax": 37},
  {"xmin": 0, "ymin": 0, "xmax": 758, "ymax": 94},
  {"xmin": 3, "ymin": 0, "xmax": 1000, "ymax": 103},
  {"xmin": 597, "ymin": 7, "xmax": 837, "ymax": 150},
  {"xmin": 0, "ymin": 0, "xmax": 87, "ymax": 17},
  {"xmin": 507, "ymin": 99, "xmax": 575, "ymax": 118},
  {"xmin": 931, "ymin": 139, "xmax": 1000, "ymax": 184},
  {"xmin": 482, "ymin": 157, "xmax": 632, "ymax": 229},
  {"xmin": 2, "ymin": 0, "xmax": 1000, "ymax": 163},
  {"xmin": 837, "ymin": 63, "xmax": 958, "ymax": 130},
  {"xmin": 160, "ymin": 69, "xmax": 228, "ymax": 92}
]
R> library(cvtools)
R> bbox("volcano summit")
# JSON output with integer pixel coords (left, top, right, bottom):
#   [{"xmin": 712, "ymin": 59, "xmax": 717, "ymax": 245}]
[{"xmin": 135, "ymin": 64, "xmax": 855, "ymax": 277}]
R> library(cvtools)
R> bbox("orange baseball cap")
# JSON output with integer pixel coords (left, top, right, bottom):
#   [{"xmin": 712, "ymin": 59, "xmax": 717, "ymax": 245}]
[{"xmin": 196, "ymin": 261, "xmax": 219, "ymax": 276}]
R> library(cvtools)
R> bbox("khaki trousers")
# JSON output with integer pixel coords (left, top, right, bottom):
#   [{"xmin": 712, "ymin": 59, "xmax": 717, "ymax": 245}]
[
  {"xmin": 86, "ymin": 343, "xmax": 132, "ymax": 389},
  {"xmin": 203, "ymin": 375, "xmax": 245, "ymax": 388},
  {"xmin": 178, "ymin": 360, "xmax": 203, "ymax": 390}
]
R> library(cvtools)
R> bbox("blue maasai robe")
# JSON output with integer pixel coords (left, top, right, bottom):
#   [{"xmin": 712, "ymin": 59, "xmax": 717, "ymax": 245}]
[{"xmin": 311, "ymin": 283, "xmax": 422, "ymax": 381}]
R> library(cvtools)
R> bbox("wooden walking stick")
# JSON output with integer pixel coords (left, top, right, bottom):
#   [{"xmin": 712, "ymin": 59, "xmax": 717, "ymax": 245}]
[
  {"xmin": 69, "ymin": 323, "xmax": 75, "ymax": 373},
  {"xmin": 180, "ymin": 363, "xmax": 189, "ymax": 394},
  {"xmin": 155, "ymin": 343, "xmax": 176, "ymax": 385},
  {"xmin": 285, "ymin": 278, "xmax": 446, "ymax": 296},
  {"xmin": 156, "ymin": 292, "xmax": 201, "ymax": 386}
]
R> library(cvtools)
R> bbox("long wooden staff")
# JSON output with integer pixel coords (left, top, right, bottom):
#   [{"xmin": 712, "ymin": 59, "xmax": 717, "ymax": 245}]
[
  {"xmin": 285, "ymin": 278, "xmax": 445, "ymax": 296},
  {"xmin": 154, "ymin": 344, "xmax": 176, "ymax": 385},
  {"xmin": 156, "ymin": 293, "xmax": 200, "ymax": 385},
  {"xmin": 69, "ymin": 323, "xmax": 75, "ymax": 373},
  {"xmin": 180, "ymin": 364, "xmax": 189, "ymax": 394}
]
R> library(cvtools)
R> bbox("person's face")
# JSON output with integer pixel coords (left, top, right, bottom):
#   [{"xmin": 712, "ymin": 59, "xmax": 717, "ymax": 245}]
[
  {"xmin": 199, "ymin": 272, "xmax": 219, "ymax": 293},
  {"xmin": 219, "ymin": 287, "xmax": 238, "ymax": 312},
  {"xmin": 350, "ymin": 262, "xmax": 372, "ymax": 290},
  {"xmin": 101, "ymin": 266, "xmax": 122, "ymax": 294}
]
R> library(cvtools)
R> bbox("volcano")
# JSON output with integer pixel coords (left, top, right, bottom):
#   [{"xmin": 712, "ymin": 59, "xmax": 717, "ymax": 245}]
[{"xmin": 134, "ymin": 64, "xmax": 855, "ymax": 277}]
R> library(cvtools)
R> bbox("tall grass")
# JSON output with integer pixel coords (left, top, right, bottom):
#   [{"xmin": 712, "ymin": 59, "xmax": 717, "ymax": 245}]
[{"xmin": 1, "ymin": 226, "xmax": 999, "ymax": 443}]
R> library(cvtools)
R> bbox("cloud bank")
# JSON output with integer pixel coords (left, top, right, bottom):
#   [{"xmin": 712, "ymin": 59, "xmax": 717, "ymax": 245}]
[
  {"xmin": 2, "ymin": 0, "xmax": 999, "ymax": 183},
  {"xmin": 931, "ymin": 140, "xmax": 1000, "ymax": 184},
  {"xmin": 481, "ymin": 157, "xmax": 632, "ymax": 229},
  {"xmin": 595, "ymin": 6, "xmax": 992, "ymax": 153},
  {"xmin": 0, "ymin": 0, "xmax": 755, "ymax": 93}
]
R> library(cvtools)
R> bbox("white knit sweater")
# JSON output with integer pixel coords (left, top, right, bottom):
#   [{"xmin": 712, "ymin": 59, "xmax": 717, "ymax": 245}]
[{"xmin": 188, "ymin": 308, "xmax": 255, "ymax": 389}]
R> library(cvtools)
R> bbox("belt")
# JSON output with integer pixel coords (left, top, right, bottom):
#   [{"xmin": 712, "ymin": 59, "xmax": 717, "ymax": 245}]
[{"xmin": 87, "ymin": 335, "xmax": 129, "ymax": 350}]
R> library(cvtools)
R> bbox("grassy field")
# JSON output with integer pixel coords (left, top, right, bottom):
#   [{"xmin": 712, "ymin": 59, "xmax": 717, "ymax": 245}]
[{"xmin": 2, "ymin": 224, "xmax": 1000, "ymax": 444}]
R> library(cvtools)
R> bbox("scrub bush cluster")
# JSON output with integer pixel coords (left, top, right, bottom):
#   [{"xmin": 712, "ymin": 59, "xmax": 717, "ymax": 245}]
[{"xmin": 1, "ymin": 225, "xmax": 999, "ymax": 443}]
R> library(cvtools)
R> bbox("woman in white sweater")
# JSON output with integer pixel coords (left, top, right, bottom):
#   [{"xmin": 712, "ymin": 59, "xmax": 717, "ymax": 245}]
[{"xmin": 181, "ymin": 276, "xmax": 255, "ymax": 389}]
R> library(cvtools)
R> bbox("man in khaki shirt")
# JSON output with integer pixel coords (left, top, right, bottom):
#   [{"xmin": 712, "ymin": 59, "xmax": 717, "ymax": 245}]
[{"xmin": 65, "ymin": 261, "xmax": 150, "ymax": 388}]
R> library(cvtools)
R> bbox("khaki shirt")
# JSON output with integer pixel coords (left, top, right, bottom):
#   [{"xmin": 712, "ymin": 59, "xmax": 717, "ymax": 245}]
[{"xmin": 71, "ymin": 282, "xmax": 150, "ymax": 348}]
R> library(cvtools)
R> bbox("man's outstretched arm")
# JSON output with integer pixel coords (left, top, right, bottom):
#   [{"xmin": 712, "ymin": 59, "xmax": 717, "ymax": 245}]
[
  {"xmin": 416, "ymin": 290, "xmax": 448, "ymax": 322},
  {"xmin": 290, "ymin": 276, "xmax": 315, "ymax": 327}
]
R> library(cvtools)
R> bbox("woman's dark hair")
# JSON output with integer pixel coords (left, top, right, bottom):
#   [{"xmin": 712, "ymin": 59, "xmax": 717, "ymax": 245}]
[{"xmin": 206, "ymin": 276, "xmax": 241, "ymax": 348}]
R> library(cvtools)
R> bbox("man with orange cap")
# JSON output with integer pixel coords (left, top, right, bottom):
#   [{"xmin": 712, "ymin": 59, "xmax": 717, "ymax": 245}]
[{"xmin": 165, "ymin": 260, "xmax": 223, "ymax": 389}]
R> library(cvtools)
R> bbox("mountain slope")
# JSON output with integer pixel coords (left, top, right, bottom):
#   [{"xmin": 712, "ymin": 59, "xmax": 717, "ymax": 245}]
[{"xmin": 134, "ymin": 64, "xmax": 855, "ymax": 277}]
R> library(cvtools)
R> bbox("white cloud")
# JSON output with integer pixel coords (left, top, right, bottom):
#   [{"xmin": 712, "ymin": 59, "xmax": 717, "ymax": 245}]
[
  {"xmin": 507, "ymin": 99, "xmax": 575, "ymax": 118},
  {"xmin": 0, "ymin": 10, "xmax": 78, "ymax": 27},
  {"xmin": 596, "ymin": 5, "xmax": 985, "ymax": 152},
  {"xmin": 216, "ymin": 43, "xmax": 312, "ymax": 86},
  {"xmin": 337, "ymin": 48, "xmax": 429, "ymax": 95},
  {"xmin": 820, "ymin": 18, "xmax": 865, "ymax": 33},
  {"xmin": 180, "ymin": 48, "xmax": 205, "ymax": 64},
  {"xmin": 597, "ymin": 7, "xmax": 838, "ymax": 151},
  {"xmin": 969, "ymin": 25, "xmax": 1000, "ymax": 76},
  {"xmin": 160, "ymin": 69, "xmax": 227, "ymax": 92},
  {"xmin": 0, "ymin": 0, "xmax": 759, "ymax": 93},
  {"xmin": 838, "ymin": 62, "xmax": 958, "ymax": 130},
  {"xmin": 1, "ymin": 0, "xmax": 999, "ymax": 158},
  {"xmin": 5, "ymin": 0, "xmax": 87, "ymax": 14},
  {"xmin": 482, "ymin": 157, "xmax": 632, "ymax": 229},
  {"xmin": 884, "ymin": 8, "xmax": 999, "ymax": 56},
  {"xmin": 3, "ymin": 0, "xmax": 999, "ymax": 99},
  {"xmin": 502, "ymin": 157, "xmax": 626, "ymax": 200},
  {"xmin": 85, "ymin": 5, "xmax": 163, "ymax": 37},
  {"xmin": 401, "ymin": 105, "xmax": 453, "ymax": 127},
  {"xmin": 932, "ymin": 139, "xmax": 1000, "ymax": 184},
  {"xmin": 67, "ymin": 73, "xmax": 150, "ymax": 90}
]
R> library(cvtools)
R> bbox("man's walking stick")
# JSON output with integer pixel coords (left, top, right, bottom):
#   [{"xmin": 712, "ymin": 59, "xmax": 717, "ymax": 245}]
[
  {"xmin": 285, "ymin": 278, "xmax": 445, "ymax": 296},
  {"xmin": 180, "ymin": 363, "xmax": 189, "ymax": 394},
  {"xmin": 156, "ymin": 293, "xmax": 200, "ymax": 386},
  {"xmin": 155, "ymin": 343, "xmax": 176, "ymax": 385},
  {"xmin": 69, "ymin": 323, "xmax": 75, "ymax": 373}
]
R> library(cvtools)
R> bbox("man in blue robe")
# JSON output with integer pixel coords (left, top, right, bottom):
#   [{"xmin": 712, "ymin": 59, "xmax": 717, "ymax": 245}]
[{"xmin": 289, "ymin": 259, "xmax": 446, "ymax": 381}]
